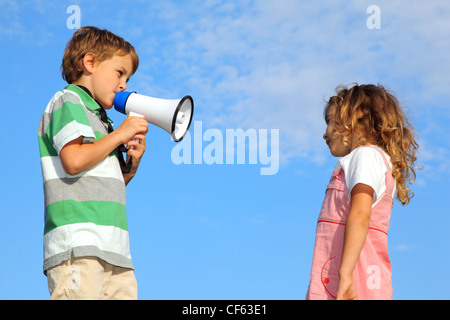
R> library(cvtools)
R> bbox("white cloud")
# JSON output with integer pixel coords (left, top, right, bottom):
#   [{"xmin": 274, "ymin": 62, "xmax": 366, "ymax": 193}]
[
  {"xmin": 126, "ymin": 1, "xmax": 450, "ymax": 169},
  {"xmin": 0, "ymin": 0, "xmax": 26, "ymax": 37}
]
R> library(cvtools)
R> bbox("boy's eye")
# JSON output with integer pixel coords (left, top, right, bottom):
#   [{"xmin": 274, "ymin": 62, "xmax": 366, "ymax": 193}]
[{"xmin": 117, "ymin": 70, "xmax": 124, "ymax": 76}]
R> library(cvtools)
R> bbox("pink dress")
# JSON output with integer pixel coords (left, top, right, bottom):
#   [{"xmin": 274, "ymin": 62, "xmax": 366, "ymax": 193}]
[{"xmin": 306, "ymin": 146, "xmax": 394, "ymax": 300}]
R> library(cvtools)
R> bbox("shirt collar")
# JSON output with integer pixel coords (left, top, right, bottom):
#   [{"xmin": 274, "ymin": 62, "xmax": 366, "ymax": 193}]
[{"xmin": 64, "ymin": 84, "xmax": 102, "ymax": 111}]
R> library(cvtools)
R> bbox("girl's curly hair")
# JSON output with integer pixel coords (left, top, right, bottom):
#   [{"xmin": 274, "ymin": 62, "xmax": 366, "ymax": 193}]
[{"xmin": 324, "ymin": 83, "xmax": 419, "ymax": 206}]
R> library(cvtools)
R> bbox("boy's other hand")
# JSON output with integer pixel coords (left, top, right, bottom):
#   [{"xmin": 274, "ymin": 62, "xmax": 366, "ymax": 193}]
[
  {"xmin": 122, "ymin": 133, "xmax": 147, "ymax": 185},
  {"xmin": 118, "ymin": 117, "xmax": 148, "ymax": 185},
  {"xmin": 125, "ymin": 133, "xmax": 146, "ymax": 166}
]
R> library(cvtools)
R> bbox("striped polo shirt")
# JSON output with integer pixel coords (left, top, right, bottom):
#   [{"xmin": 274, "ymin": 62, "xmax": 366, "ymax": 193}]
[{"xmin": 38, "ymin": 84, "xmax": 132, "ymax": 273}]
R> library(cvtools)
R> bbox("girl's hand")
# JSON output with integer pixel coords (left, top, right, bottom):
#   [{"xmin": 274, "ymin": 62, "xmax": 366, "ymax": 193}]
[{"xmin": 336, "ymin": 275, "xmax": 358, "ymax": 300}]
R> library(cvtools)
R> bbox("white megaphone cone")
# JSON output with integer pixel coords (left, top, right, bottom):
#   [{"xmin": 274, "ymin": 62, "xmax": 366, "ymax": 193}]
[{"xmin": 113, "ymin": 91, "xmax": 194, "ymax": 142}]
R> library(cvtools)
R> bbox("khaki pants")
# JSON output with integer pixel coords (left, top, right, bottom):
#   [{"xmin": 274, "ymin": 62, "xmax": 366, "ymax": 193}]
[{"xmin": 47, "ymin": 255, "xmax": 137, "ymax": 300}]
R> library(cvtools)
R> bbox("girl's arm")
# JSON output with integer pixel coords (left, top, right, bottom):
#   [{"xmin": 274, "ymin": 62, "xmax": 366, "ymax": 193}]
[{"xmin": 336, "ymin": 183, "xmax": 374, "ymax": 300}]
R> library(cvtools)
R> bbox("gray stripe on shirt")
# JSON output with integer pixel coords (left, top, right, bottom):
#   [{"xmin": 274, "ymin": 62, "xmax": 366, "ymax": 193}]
[{"xmin": 44, "ymin": 176, "xmax": 126, "ymax": 206}]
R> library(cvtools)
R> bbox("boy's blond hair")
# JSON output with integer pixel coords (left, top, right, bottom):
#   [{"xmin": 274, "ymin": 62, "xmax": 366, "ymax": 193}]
[{"xmin": 61, "ymin": 26, "xmax": 139, "ymax": 84}]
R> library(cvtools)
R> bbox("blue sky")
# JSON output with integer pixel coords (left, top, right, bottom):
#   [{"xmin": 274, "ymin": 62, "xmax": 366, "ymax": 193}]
[{"xmin": 0, "ymin": 0, "xmax": 449, "ymax": 300}]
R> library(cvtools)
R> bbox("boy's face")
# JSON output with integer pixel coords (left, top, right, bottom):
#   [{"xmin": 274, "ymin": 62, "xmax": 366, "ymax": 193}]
[{"xmin": 88, "ymin": 54, "xmax": 133, "ymax": 109}]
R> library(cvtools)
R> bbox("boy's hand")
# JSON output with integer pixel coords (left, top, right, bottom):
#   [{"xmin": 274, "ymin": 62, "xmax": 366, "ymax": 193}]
[
  {"xmin": 122, "ymin": 133, "xmax": 147, "ymax": 185},
  {"xmin": 116, "ymin": 116, "xmax": 148, "ymax": 185},
  {"xmin": 114, "ymin": 116, "xmax": 149, "ymax": 145}
]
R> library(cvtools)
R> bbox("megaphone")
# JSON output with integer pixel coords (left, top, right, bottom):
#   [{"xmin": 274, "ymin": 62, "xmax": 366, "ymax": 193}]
[{"xmin": 113, "ymin": 91, "xmax": 194, "ymax": 142}]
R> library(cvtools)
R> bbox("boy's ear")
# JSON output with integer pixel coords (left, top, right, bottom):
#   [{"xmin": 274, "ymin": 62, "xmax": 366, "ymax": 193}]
[{"xmin": 81, "ymin": 52, "xmax": 96, "ymax": 74}]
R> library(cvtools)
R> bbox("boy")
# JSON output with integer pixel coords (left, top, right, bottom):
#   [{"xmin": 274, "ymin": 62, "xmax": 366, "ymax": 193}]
[{"xmin": 38, "ymin": 26, "xmax": 148, "ymax": 299}]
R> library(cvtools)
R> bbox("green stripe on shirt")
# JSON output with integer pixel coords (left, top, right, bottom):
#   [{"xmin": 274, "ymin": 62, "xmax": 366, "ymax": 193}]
[
  {"xmin": 38, "ymin": 135, "xmax": 58, "ymax": 157},
  {"xmin": 47, "ymin": 101, "xmax": 92, "ymax": 139},
  {"xmin": 44, "ymin": 200, "xmax": 128, "ymax": 235}
]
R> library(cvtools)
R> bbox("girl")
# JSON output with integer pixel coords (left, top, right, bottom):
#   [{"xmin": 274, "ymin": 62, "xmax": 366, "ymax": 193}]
[{"xmin": 306, "ymin": 84, "xmax": 418, "ymax": 300}]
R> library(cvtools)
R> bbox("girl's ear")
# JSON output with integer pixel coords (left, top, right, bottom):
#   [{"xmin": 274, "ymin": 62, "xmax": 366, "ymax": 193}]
[
  {"xmin": 356, "ymin": 109, "xmax": 365, "ymax": 120},
  {"xmin": 80, "ymin": 52, "xmax": 96, "ymax": 74}
]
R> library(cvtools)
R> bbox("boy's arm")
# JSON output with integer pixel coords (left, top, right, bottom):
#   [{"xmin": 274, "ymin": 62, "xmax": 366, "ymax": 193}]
[
  {"xmin": 337, "ymin": 183, "xmax": 374, "ymax": 300},
  {"xmin": 60, "ymin": 116, "xmax": 148, "ymax": 176}
]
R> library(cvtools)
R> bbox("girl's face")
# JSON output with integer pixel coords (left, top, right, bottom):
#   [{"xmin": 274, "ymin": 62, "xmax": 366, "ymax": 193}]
[{"xmin": 323, "ymin": 108, "xmax": 351, "ymax": 157}]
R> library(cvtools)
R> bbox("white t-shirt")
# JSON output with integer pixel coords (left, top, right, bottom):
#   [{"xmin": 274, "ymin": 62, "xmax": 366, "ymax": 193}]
[{"xmin": 334, "ymin": 145, "xmax": 395, "ymax": 206}]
